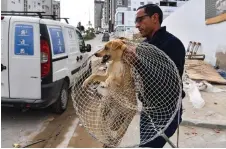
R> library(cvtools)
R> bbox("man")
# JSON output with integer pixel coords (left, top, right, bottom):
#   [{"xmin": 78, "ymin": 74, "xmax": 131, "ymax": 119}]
[{"xmin": 123, "ymin": 4, "xmax": 186, "ymax": 148}]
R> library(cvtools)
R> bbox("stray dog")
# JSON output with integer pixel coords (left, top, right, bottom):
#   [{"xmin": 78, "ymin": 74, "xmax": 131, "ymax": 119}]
[
  {"xmin": 82, "ymin": 39, "xmax": 138, "ymax": 147},
  {"xmin": 83, "ymin": 39, "xmax": 127, "ymax": 88}
]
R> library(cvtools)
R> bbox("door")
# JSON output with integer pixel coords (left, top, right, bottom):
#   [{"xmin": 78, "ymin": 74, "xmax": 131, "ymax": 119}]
[
  {"xmin": 65, "ymin": 27, "xmax": 82, "ymax": 86},
  {"xmin": 8, "ymin": 17, "xmax": 41, "ymax": 99},
  {"xmin": 1, "ymin": 16, "xmax": 10, "ymax": 98},
  {"xmin": 74, "ymin": 30, "xmax": 90, "ymax": 73}
]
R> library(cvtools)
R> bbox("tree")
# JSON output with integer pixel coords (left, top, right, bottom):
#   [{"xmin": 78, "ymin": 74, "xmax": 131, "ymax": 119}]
[{"xmin": 83, "ymin": 27, "xmax": 96, "ymax": 41}]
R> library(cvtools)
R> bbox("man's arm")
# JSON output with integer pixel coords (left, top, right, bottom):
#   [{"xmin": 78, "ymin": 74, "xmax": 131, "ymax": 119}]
[
  {"xmin": 163, "ymin": 38, "xmax": 186, "ymax": 78},
  {"xmin": 163, "ymin": 38, "xmax": 186, "ymax": 98}
]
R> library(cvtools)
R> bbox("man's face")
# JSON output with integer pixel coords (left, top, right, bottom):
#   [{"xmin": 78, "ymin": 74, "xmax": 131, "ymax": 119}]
[{"xmin": 135, "ymin": 8, "xmax": 158, "ymax": 37}]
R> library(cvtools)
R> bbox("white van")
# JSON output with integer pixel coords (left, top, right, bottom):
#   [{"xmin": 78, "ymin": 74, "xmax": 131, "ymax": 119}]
[{"xmin": 1, "ymin": 16, "xmax": 92, "ymax": 113}]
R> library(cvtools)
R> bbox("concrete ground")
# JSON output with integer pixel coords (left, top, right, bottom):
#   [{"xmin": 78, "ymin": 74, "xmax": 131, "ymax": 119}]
[
  {"xmin": 164, "ymin": 125, "xmax": 226, "ymax": 148},
  {"xmin": 182, "ymin": 85, "xmax": 226, "ymax": 129},
  {"xmin": 1, "ymin": 35, "xmax": 226, "ymax": 148}
]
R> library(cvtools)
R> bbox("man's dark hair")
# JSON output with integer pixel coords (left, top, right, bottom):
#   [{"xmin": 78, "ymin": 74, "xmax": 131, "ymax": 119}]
[{"xmin": 137, "ymin": 4, "xmax": 163, "ymax": 24}]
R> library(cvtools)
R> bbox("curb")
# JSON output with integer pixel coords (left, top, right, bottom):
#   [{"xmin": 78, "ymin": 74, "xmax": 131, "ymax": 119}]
[{"xmin": 181, "ymin": 119, "xmax": 226, "ymax": 129}]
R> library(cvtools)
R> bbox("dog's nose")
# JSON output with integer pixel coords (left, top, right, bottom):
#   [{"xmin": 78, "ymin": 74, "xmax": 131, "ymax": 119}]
[{"xmin": 94, "ymin": 53, "xmax": 98, "ymax": 57}]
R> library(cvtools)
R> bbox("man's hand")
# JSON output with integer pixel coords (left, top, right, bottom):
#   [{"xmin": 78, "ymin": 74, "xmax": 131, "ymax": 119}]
[{"xmin": 122, "ymin": 46, "xmax": 138, "ymax": 66}]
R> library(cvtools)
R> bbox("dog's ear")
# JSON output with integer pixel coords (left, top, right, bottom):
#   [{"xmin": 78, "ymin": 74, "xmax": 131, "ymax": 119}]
[
  {"xmin": 111, "ymin": 39, "xmax": 127, "ymax": 51},
  {"xmin": 118, "ymin": 37, "xmax": 127, "ymax": 44},
  {"xmin": 121, "ymin": 39, "xmax": 126, "ymax": 44}
]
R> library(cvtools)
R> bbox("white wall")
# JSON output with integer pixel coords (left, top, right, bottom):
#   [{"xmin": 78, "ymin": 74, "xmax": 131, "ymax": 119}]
[
  {"xmin": 115, "ymin": 10, "xmax": 136, "ymax": 26},
  {"xmin": 162, "ymin": 0, "xmax": 226, "ymax": 66}
]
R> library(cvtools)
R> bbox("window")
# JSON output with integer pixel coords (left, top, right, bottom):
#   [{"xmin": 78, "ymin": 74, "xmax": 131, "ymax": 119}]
[
  {"xmin": 117, "ymin": 0, "xmax": 122, "ymax": 5},
  {"xmin": 160, "ymin": 1, "xmax": 177, "ymax": 7},
  {"xmin": 29, "ymin": 5, "xmax": 31, "ymax": 9},
  {"xmin": 140, "ymin": 2, "xmax": 144, "ymax": 5},
  {"xmin": 48, "ymin": 27, "xmax": 65, "ymax": 55},
  {"xmin": 133, "ymin": 8, "xmax": 136, "ymax": 11},
  {"xmin": 75, "ymin": 30, "xmax": 86, "ymax": 53},
  {"xmin": 18, "ymin": 0, "xmax": 20, "ymax": 3},
  {"xmin": 65, "ymin": 28, "xmax": 77, "ymax": 52}
]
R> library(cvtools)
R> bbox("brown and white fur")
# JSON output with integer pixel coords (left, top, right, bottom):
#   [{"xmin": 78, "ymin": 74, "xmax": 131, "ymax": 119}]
[{"xmin": 82, "ymin": 39, "xmax": 138, "ymax": 147}]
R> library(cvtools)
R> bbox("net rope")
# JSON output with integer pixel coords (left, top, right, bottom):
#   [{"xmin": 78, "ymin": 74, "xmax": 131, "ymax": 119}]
[{"xmin": 72, "ymin": 41, "xmax": 182, "ymax": 147}]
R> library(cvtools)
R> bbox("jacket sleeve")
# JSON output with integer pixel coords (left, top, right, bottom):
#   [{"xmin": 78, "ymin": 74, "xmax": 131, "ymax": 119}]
[
  {"xmin": 163, "ymin": 38, "xmax": 186, "ymax": 98},
  {"xmin": 163, "ymin": 38, "xmax": 186, "ymax": 78}
]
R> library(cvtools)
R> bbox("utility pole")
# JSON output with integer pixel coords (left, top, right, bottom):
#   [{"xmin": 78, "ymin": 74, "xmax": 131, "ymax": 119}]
[{"xmin": 87, "ymin": 6, "xmax": 92, "ymax": 28}]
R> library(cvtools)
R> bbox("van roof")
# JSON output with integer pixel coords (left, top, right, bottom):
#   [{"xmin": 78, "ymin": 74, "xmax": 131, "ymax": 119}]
[{"xmin": 1, "ymin": 16, "xmax": 79, "ymax": 32}]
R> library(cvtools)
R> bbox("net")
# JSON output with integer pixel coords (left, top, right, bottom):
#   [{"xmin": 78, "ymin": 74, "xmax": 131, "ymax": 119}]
[{"xmin": 71, "ymin": 40, "xmax": 182, "ymax": 147}]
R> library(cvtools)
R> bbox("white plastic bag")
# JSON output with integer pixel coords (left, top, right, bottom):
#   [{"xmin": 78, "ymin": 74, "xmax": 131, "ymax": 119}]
[{"xmin": 187, "ymin": 81, "xmax": 205, "ymax": 109}]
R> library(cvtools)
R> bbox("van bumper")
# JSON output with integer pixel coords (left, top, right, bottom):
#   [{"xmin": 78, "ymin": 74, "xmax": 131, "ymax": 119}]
[{"xmin": 1, "ymin": 79, "xmax": 64, "ymax": 109}]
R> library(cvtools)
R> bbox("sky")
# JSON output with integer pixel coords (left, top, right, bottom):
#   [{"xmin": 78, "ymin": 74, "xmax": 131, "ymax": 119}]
[{"xmin": 60, "ymin": 0, "xmax": 95, "ymax": 28}]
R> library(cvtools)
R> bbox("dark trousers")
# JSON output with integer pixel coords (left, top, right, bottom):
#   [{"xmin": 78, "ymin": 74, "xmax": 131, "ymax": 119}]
[{"xmin": 139, "ymin": 110, "xmax": 182, "ymax": 148}]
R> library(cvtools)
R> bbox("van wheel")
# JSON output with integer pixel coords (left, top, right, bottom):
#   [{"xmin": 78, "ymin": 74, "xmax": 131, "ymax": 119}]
[{"xmin": 52, "ymin": 81, "xmax": 69, "ymax": 114}]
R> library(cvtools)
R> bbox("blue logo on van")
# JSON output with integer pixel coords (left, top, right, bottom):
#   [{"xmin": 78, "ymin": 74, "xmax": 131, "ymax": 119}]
[
  {"xmin": 14, "ymin": 24, "xmax": 34, "ymax": 55},
  {"xmin": 49, "ymin": 28, "xmax": 65, "ymax": 55}
]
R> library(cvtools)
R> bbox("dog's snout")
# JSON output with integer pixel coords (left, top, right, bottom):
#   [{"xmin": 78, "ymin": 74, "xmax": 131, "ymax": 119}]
[{"xmin": 94, "ymin": 53, "xmax": 99, "ymax": 57}]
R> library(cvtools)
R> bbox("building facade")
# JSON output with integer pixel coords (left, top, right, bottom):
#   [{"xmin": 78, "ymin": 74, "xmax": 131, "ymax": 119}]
[
  {"xmin": 42, "ymin": 0, "xmax": 53, "ymax": 17},
  {"xmin": 53, "ymin": 0, "xmax": 61, "ymax": 19},
  {"xmin": 101, "ymin": 0, "xmax": 129, "ymax": 32},
  {"xmin": 26, "ymin": 0, "xmax": 43, "ymax": 12},
  {"xmin": 1, "ymin": 0, "xmax": 24, "ymax": 12},
  {"xmin": 94, "ymin": 0, "xmax": 105, "ymax": 29},
  {"xmin": 1, "ymin": 0, "xmax": 60, "ymax": 19},
  {"xmin": 114, "ymin": 0, "xmax": 189, "ymax": 37}
]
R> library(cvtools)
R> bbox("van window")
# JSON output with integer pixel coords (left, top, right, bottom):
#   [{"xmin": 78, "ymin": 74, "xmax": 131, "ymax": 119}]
[
  {"xmin": 14, "ymin": 24, "xmax": 34, "ymax": 55},
  {"xmin": 75, "ymin": 30, "xmax": 86, "ymax": 53},
  {"xmin": 65, "ymin": 27, "xmax": 79, "ymax": 53},
  {"xmin": 48, "ymin": 27, "xmax": 65, "ymax": 55}
]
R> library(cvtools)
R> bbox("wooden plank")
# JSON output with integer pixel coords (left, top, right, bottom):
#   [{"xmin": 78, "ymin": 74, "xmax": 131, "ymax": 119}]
[{"xmin": 185, "ymin": 60, "xmax": 226, "ymax": 84}]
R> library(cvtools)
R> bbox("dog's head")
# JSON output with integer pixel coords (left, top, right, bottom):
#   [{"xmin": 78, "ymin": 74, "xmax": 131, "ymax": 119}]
[{"xmin": 94, "ymin": 39, "xmax": 127, "ymax": 63}]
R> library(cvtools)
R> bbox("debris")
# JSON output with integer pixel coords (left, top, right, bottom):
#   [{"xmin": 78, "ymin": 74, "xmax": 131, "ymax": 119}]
[
  {"xmin": 13, "ymin": 143, "xmax": 21, "ymax": 148},
  {"xmin": 185, "ymin": 132, "xmax": 190, "ymax": 135},
  {"xmin": 79, "ymin": 123, "xmax": 83, "ymax": 127},
  {"xmin": 191, "ymin": 128, "xmax": 198, "ymax": 135},
  {"xmin": 217, "ymin": 69, "xmax": 226, "ymax": 79},
  {"xmin": 213, "ymin": 129, "xmax": 221, "ymax": 133},
  {"xmin": 214, "ymin": 102, "xmax": 218, "ymax": 105},
  {"xmin": 186, "ymin": 80, "xmax": 205, "ymax": 108}
]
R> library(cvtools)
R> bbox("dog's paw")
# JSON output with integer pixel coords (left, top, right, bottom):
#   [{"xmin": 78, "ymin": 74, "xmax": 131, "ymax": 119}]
[
  {"xmin": 100, "ymin": 82, "xmax": 109, "ymax": 88},
  {"xmin": 82, "ymin": 80, "xmax": 90, "ymax": 88}
]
